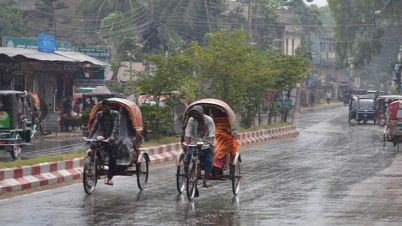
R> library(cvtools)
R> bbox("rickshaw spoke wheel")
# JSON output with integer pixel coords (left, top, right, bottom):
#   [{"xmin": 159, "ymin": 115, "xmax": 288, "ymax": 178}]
[
  {"xmin": 176, "ymin": 153, "xmax": 186, "ymax": 194},
  {"xmin": 136, "ymin": 154, "xmax": 149, "ymax": 191},
  {"xmin": 83, "ymin": 156, "xmax": 97, "ymax": 195},
  {"xmin": 231, "ymin": 161, "xmax": 241, "ymax": 195},
  {"xmin": 10, "ymin": 134, "xmax": 21, "ymax": 160},
  {"xmin": 186, "ymin": 162, "xmax": 198, "ymax": 201}
]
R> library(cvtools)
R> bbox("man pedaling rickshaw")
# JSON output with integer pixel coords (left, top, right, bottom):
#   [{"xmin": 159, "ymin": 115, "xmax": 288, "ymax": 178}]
[
  {"xmin": 183, "ymin": 105, "xmax": 215, "ymax": 188},
  {"xmin": 87, "ymin": 100, "xmax": 120, "ymax": 186}
]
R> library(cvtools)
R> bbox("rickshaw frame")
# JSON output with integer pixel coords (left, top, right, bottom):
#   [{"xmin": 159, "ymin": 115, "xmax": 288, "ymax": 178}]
[
  {"xmin": 176, "ymin": 98, "xmax": 242, "ymax": 200},
  {"xmin": 383, "ymin": 99, "xmax": 402, "ymax": 148},
  {"xmin": 0, "ymin": 90, "xmax": 33, "ymax": 160},
  {"xmin": 82, "ymin": 97, "xmax": 150, "ymax": 194},
  {"xmin": 376, "ymin": 95, "xmax": 402, "ymax": 126}
]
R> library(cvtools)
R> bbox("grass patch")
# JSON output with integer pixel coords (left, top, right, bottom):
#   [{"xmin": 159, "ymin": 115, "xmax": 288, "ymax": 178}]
[
  {"xmin": 141, "ymin": 136, "xmax": 181, "ymax": 147},
  {"xmin": 237, "ymin": 122, "xmax": 292, "ymax": 133},
  {"xmin": 1, "ymin": 122, "xmax": 292, "ymax": 169},
  {"xmin": 0, "ymin": 150, "xmax": 86, "ymax": 169}
]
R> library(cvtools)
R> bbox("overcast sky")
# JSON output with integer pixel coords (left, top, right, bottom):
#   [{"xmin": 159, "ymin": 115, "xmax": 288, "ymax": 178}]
[{"xmin": 305, "ymin": 0, "xmax": 328, "ymax": 7}]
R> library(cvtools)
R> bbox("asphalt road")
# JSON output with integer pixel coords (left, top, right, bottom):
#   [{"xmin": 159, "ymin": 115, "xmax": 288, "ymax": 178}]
[{"xmin": 3, "ymin": 105, "xmax": 402, "ymax": 225}]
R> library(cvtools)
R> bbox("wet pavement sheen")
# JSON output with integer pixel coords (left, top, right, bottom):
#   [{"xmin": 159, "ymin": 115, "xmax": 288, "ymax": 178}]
[{"xmin": 3, "ymin": 104, "xmax": 402, "ymax": 225}]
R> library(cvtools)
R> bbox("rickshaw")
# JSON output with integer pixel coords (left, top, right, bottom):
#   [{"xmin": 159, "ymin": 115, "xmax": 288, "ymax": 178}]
[
  {"xmin": 176, "ymin": 98, "xmax": 242, "ymax": 201},
  {"xmin": 376, "ymin": 95, "xmax": 402, "ymax": 126},
  {"xmin": 82, "ymin": 98, "xmax": 150, "ymax": 195},
  {"xmin": 348, "ymin": 94, "xmax": 376, "ymax": 124},
  {"xmin": 383, "ymin": 100, "xmax": 402, "ymax": 148},
  {"xmin": 0, "ymin": 91, "xmax": 33, "ymax": 159}
]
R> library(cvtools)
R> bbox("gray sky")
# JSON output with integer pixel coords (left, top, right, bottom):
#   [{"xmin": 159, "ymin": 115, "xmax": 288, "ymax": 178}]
[{"xmin": 305, "ymin": 0, "xmax": 328, "ymax": 7}]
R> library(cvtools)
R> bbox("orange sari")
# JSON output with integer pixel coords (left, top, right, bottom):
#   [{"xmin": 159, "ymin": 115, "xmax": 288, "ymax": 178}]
[{"xmin": 213, "ymin": 117, "xmax": 240, "ymax": 169}]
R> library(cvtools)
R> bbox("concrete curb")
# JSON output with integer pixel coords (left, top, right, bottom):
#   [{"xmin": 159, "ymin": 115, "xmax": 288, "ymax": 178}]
[{"xmin": 0, "ymin": 125, "xmax": 299, "ymax": 193}]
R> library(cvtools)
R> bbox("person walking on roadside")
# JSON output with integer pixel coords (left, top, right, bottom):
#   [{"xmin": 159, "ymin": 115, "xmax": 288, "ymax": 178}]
[
  {"xmin": 310, "ymin": 93, "xmax": 315, "ymax": 107},
  {"xmin": 87, "ymin": 100, "xmax": 120, "ymax": 186},
  {"xmin": 326, "ymin": 92, "xmax": 331, "ymax": 104}
]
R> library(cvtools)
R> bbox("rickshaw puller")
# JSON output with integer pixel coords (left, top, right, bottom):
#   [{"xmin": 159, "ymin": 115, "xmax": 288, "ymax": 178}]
[
  {"xmin": 184, "ymin": 105, "xmax": 216, "ymax": 188},
  {"xmin": 87, "ymin": 100, "xmax": 120, "ymax": 186}
]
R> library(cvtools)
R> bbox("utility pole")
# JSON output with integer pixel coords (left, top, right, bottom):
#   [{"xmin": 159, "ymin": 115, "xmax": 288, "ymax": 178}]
[
  {"xmin": 248, "ymin": 0, "xmax": 252, "ymax": 43},
  {"xmin": 204, "ymin": 0, "xmax": 212, "ymax": 32},
  {"xmin": 149, "ymin": 0, "xmax": 154, "ymax": 22}
]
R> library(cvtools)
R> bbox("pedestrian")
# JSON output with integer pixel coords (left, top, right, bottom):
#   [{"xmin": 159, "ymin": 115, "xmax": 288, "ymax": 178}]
[
  {"xmin": 326, "ymin": 92, "xmax": 331, "ymax": 104},
  {"xmin": 310, "ymin": 93, "xmax": 315, "ymax": 107},
  {"xmin": 62, "ymin": 96, "xmax": 73, "ymax": 131},
  {"xmin": 87, "ymin": 100, "xmax": 120, "ymax": 186}
]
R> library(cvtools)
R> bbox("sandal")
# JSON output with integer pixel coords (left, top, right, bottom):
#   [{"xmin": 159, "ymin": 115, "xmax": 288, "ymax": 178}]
[
  {"xmin": 105, "ymin": 180, "xmax": 114, "ymax": 186},
  {"xmin": 202, "ymin": 183, "xmax": 212, "ymax": 188}
]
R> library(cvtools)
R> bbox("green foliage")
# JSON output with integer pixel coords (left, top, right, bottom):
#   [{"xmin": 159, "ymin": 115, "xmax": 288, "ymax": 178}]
[
  {"xmin": 0, "ymin": 2, "xmax": 30, "ymax": 37},
  {"xmin": 100, "ymin": 12, "xmax": 142, "ymax": 81},
  {"xmin": 139, "ymin": 104, "xmax": 172, "ymax": 140},
  {"xmin": 78, "ymin": 107, "xmax": 92, "ymax": 127},
  {"xmin": 185, "ymin": 29, "xmax": 253, "ymax": 111},
  {"xmin": 135, "ymin": 53, "xmax": 195, "ymax": 103},
  {"xmin": 328, "ymin": 0, "xmax": 400, "ymax": 68}
]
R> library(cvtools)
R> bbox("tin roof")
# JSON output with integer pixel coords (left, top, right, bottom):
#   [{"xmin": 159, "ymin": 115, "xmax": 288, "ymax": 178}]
[
  {"xmin": 0, "ymin": 47, "xmax": 108, "ymax": 66},
  {"xmin": 0, "ymin": 47, "xmax": 75, "ymax": 62}
]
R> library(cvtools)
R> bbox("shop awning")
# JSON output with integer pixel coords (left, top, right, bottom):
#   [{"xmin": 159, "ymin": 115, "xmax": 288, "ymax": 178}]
[
  {"xmin": 55, "ymin": 51, "xmax": 109, "ymax": 67},
  {"xmin": 0, "ymin": 47, "xmax": 109, "ymax": 67},
  {"xmin": 0, "ymin": 47, "xmax": 75, "ymax": 62}
]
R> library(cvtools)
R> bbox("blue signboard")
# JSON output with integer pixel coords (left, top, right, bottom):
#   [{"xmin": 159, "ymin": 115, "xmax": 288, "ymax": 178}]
[{"xmin": 38, "ymin": 33, "xmax": 55, "ymax": 53}]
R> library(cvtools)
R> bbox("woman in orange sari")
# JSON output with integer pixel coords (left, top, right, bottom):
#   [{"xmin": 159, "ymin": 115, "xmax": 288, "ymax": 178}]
[{"xmin": 211, "ymin": 108, "xmax": 240, "ymax": 174}]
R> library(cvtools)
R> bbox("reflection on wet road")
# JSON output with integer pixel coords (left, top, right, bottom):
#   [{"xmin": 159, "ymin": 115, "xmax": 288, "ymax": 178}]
[{"xmin": 3, "ymin": 105, "xmax": 402, "ymax": 225}]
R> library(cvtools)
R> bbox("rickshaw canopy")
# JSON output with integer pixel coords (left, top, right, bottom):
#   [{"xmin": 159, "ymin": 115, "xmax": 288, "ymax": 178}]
[
  {"xmin": 0, "ymin": 90, "xmax": 29, "ymax": 129},
  {"xmin": 88, "ymin": 98, "xmax": 143, "ymax": 133},
  {"xmin": 183, "ymin": 98, "xmax": 237, "ymax": 130},
  {"xmin": 388, "ymin": 100, "xmax": 402, "ymax": 120}
]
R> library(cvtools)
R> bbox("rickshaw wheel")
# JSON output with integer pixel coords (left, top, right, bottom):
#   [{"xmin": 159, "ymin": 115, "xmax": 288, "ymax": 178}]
[
  {"xmin": 83, "ymin": 155, "xmax": 97, "ymax": 195},
  {"xmin": 231, "ymin": 160, "xmax": 241, "ymax": 195},
  {"xmin": 186, "ymin": 162, "xmax": 198, "ymax": 201},
  {"xmin": 176, "ymin": 153, "xmax": 186, "ymax": 194},
  {"xmin": 136, "ymin": 154, "xmax": 149, "ymax": 191},
  {"xmin": 9, "ymin": 134, "xmax": 21, "ymax": 160}
]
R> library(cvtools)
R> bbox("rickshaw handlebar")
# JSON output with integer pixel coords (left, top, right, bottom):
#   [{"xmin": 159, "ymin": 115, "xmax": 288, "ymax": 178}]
[
  {"xmin": 182, "ymin": 142, "xmax": 211, "ymax": 148},
  {"xmin": 83, "ymin": 137, "xmax": 110, "ymax": 143}
]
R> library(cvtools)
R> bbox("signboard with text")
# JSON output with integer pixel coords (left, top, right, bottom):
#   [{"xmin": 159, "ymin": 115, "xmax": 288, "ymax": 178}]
[
  {"xmin": 38, "ymin": 33, "xmax": 55, "ymax": 53},
  {"xmin": 76, "ymin": 47, "xmax": 110, "ymax": 61},
  {"xmin": 74, "ymin": 68, "xmax": 106, "ymax": 86},
  {"xmin": 2, "ymin": 36, "xmax": 72, "ymax": 51}
]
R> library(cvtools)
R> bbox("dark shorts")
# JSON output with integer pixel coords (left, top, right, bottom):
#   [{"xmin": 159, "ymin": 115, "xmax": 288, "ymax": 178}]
[{"xmin": 186, "ymin": 146, "xmax": 214, "ymax": 172}]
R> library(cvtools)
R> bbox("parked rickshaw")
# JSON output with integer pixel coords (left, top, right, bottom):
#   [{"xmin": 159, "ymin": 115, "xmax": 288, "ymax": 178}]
[
  {"xmin": 383, "ymin": 100, "xmax": 402, "ymax": 148},
  {"xmin": 0, "ymin": 91, "xmax": 33, "ymax": 159},
  {"xmin": 376, "ymin": 95, "xmax": 402, "ymax": 126},
  {"xmin": 82, "ymin": 98, "xmax": 149, "ymax": 194},
  {"xmin": 348, "ymin": 95, "xmax": 376, "ymax": 124},
  {"xmin": 176, "ymin": 98, "xmax": 242, "ymax": 201}
]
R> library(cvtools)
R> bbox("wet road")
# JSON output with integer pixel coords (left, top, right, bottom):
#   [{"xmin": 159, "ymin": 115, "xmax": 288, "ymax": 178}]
[
  {"xmin": 0, "ymin": 137, "xmax": 85, "ymax": 161},
  {"xmin": 2, "ymin": 105, "xmax": 402, "ymax": 225}
]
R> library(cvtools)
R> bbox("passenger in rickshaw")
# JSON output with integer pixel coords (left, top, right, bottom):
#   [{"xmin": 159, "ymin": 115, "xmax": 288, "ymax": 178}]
[
  {"xmin": 211, "ymin": 108, "xmax": 240, "ymax": 175},
  {"xmin": 87, "ymin": 100, "xmax": 120, "ymax": 186},
  {"xmin": 184, "ymin": 105, "xmax": 216, "ymax": 188}
]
